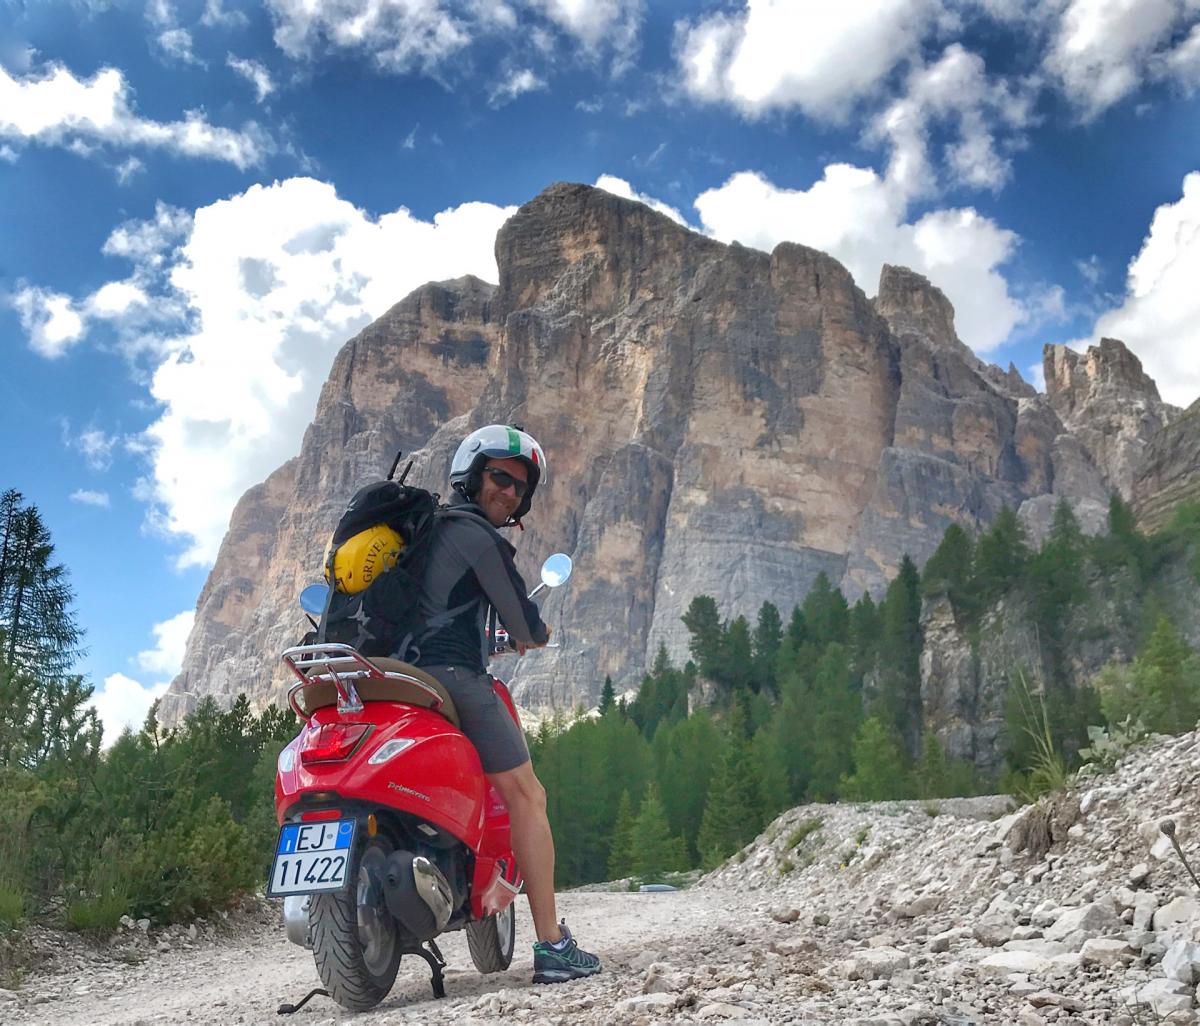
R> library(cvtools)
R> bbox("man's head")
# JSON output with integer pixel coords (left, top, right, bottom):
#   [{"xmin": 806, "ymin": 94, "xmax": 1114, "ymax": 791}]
[
  {"xmin": 448, "ymin": 424, "xmax": 546, "ymax": 525},
  {"xmin": 476, "ymin": 457, "xmax": 529, "ymax": 527}
]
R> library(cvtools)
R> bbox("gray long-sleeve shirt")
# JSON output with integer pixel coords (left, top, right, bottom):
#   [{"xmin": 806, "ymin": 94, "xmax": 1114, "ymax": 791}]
[{"xmin": 414, "ymin": 496, "xmax": 549, "ymax": 672}]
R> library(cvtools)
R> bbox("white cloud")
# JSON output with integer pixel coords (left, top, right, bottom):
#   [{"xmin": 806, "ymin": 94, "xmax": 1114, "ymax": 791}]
[
  {"xmin": 1076, "ymin": 254, "xmax": 1103, "ymax": 285},
  {"xmin": 202, "ymin": 0, "xmax": 248, "ymax": 27},
  {"xmin": 0, "ymin": 144, "xmax": 18, "ymax": 163},
  {"xmin": 0, "ymin": 62, "xmax": 271, "ymax": 169},
  {"xmin": 88, "ymin": 672, "xmax": 168, "ymax": 746},
  {"xmin": 10, "ymin": 285, "xmax": 86, "ymax": 358},
  {"xmin": 1027, "ymin": 360, "xmax": 1047, "ymax": 392},
  {"xmin": 228, "ymin": 55, "xmax": 276, "ymax": 102},
  {"xmin": 157, "ymin": 28, "xmax": 203, "ymax": 66},
  {"xmin": 266, "ymin": 0, "xmax": 472, "ymax": 72},
  {"xmin": 1074, "ymin": 171, "xmax": 1200, "ymax": 407},
  {"xmin": 870, "ymin": 44, "xmax": 1034, "ymax": 199},
  {"xmin": 528, "ymin": 0, "xmax": 642, "ymax": 70},
  {"xmin": 530, "ymin": 0, "xmax": 641, "ymax": 48},
  {"xmin": 70, "ymin": 489, "xmax": 111, "ymax": 508},
  {"xmin": 694, "ymin": 167, "xmax": 1023, "ymax": 353},
  {"xmin": 489, "ymin": 67, "xmax": 547, "ymax": 106},
  {"xmin": 146, "ymin": 0, "xmax": 174, "ymax": 26},
  {"xmin": 114, "ymin": 155, "xmax": 144, "ymax": 183},
  {"xmin": 53, "ymin": 178, "xmax": 513, "ymax": 567},
  {"xmin": 675, "ymin": 0, "xmax": 939, "ymax": 120},
  {"xmin": 1045, "ymin": 0, "xmax": 1200, "ymax": 119},
  {"xmin": 87, "ymin": 280, "xmax": 149, "ymax": 318},
  {"xmin": 594, "ymin": 174, "xmax": 688, "ymax": 225},
  {"xmin": 137, "ymin": 610, "xmax": 195, "ymax": 677},
  {"xmin": 103, "ymin": 201, "xmax": 193, "ymax": 266},
  {"xmin": 402, "ymin": 123, "xmax": 418, "ymax": 149},
  {"xmin": 77, "ymin": 427, "xmax": 118, "ymax": 470}
]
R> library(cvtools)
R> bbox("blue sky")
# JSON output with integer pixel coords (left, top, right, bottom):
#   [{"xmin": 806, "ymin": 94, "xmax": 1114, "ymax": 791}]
[{"xmin": 2, "ymin": 0, "xmax": 1199, "ymax": 741}]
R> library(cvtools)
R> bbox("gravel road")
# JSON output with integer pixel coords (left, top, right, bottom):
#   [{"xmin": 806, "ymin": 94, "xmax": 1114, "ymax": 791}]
[{"xmin": 14, "ymin": 887, "xmax": 773, "ymax": 1026}]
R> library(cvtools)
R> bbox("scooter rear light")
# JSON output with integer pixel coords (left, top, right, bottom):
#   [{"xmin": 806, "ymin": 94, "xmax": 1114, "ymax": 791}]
[
  {"xmin": 300, "ymin": 808, "xmax": 343, "ymax": 822},
  {"xmin": 300, "ymin": 722, "xmax": 371, "ymax": 765}
]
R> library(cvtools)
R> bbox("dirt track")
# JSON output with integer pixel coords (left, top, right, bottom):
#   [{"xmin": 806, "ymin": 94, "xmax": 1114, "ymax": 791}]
[{"xmin": 14, "ymin": 888, "xmax": 759, "ymax": 1026}]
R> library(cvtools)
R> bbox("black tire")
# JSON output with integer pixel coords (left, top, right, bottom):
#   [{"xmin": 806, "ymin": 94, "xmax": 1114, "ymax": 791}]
[
  {"xmin": 466, "ymin": 900, "xmax": 517, "ymax": 973},
  {"xmin": 310, "ymin": 839, "xmax": 402, "ymax": 1011}
]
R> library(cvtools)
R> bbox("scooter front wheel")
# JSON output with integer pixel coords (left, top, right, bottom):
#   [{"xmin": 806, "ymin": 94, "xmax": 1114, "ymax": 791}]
[
  {"xmin": 466, "ymin": 900, "xmax": 517, "ymax": 973},
  {"xmin": 310, "ymin": 838, "xmax": 401, "ymax": 1010}
]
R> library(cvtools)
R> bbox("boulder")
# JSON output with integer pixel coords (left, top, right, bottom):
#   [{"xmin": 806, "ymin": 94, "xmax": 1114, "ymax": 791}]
[
  {"xmin": 1154, "ymin": 896, "xmax": 1200, "ymax": 933},
  {"xmin": 1044, "ymin": 902, "xmax": 1122, "ymax": 942},
  {"xmin": 1162, "ymin": 939, "xmax": 1200, "ymax": 984}
]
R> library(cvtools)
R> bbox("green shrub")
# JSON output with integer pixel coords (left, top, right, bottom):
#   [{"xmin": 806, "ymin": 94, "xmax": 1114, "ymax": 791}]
[
  {"xmin": 125, "ymin": 796, "xmax": 260, "ymax": 922},
  {"xmin": 66, "ymin": 889, "xmax": 128, "ymax": 932},
  {"xmin": 779, "ymin": 857, "xmax": 795, "ymax": 875},
  {"xmin": 784, "ymin": 817, "xmax": 823, "ymax": 849},
  {"xmin": 1078, "ymin": 716, "xmax": 1149, "ymax": 775},
  {"xmin": 0, "ymin": 883, "xmax": 24, "ymax": 931}
]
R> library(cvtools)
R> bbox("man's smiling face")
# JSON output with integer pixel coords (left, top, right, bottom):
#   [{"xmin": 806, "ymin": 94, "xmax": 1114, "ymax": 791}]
[{"xmin": 476, "ymin": 456, "xmax": 528, "ymax": 526}]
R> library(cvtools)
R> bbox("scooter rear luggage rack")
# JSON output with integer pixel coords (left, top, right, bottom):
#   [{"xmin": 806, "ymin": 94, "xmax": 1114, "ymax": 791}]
[{"xmin": 281, "ymin": 643, "xmax": 447, "ymax": 719}]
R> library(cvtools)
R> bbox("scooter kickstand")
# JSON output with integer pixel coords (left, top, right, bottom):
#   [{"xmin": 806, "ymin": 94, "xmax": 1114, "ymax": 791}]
[{"xmin": 405, "ymin": 942, "xmax": 447, "ymax": 999}]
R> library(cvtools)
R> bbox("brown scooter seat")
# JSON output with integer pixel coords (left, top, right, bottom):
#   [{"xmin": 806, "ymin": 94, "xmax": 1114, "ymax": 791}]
[{"xmin": 294, "ymin": 658, "xmax": 460, "ymax": 729}]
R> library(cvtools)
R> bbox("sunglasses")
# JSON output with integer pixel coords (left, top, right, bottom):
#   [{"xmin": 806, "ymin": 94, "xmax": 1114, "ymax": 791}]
[{"xmin": 484, "ymin": 466, "xmax": 529, "ymax": 498}]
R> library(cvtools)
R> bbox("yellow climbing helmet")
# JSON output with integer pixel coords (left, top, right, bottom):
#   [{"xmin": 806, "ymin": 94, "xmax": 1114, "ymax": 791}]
[{"xmin": 324, "ymin": 523, "xmax": 404, "ymax": 594}]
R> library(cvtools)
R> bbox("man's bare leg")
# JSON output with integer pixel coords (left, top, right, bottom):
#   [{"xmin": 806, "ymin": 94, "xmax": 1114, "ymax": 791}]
[{"xmin": 487, "ymin": 761, "xmax": 563, "ymax": 943}]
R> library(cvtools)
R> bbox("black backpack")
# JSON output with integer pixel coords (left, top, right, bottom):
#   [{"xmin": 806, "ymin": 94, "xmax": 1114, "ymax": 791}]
[{"xmin": 312, "ymin": 456, "xmax": 456, "ymax": 660}]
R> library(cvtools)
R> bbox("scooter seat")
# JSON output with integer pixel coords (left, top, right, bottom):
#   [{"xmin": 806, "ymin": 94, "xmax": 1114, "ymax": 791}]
[{"xmin": 295, "ymin": 658, "xmax": 461, "ymax": 729}]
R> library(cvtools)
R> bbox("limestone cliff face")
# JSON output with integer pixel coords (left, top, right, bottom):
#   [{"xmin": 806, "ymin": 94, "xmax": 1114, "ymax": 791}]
[
  {"xmin": 162, "ymin": 184, "xmax": 1183, "ymax": 721},
  {"xmin": 1133, "ymin": 398, "xmax": 1200, "ymax": 533}
]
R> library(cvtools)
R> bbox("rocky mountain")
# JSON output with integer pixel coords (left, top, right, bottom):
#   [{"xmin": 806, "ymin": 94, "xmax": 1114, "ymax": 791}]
[{"xmin": 161, "ymin": 183, "xmax": 1182, "ymax": 722}]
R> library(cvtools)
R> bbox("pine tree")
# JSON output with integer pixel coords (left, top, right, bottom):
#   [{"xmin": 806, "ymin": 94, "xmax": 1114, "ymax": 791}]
[
  {"xmin": 1028, "ymin": 500, "xmax": 1087, "ymax": 684},
  {"xmin": 681, "ymin": 595, "xmax": 723, "ymax": 678},
  {"xmin": 724, "ymin": 615, "xmax": 753, "ymax": 692},
  {"xmin": 0, "ymin": 503, "xmax": 83, "ymax": 676},
  {"xmin": 870, "ymin": 556, "xmax": 923, "ymax": 754},
  {"xmin": 1129, "ymin": 615, "xmax": 1200, "ymax": 734},
  {"xmin": 921, "ymin": 523, "xmax": 978, "ymax": 622},
  {"xmin": 802, "ymin": 573, "xmax": 849, "ymax": 648},
  {"xmin": 848, "ymin": 593, "xmax": 880, "ymax": 686},
  {"xmin": 975, "ymin": 507, "xmax": 1030, "ymax": 603},
  {"xmin": 839, "ymin": 717, "xmax": 912, "ymax": 801},
  {"xmin": 607, "ymin": 790, "xmax": 637, "ymax": 879},
  {"xmin": 657, "ymin": 710, "xmax": 721, "ymax": 859},
  {"xmin": 803, "ymin": 643, "xmax": 861, "ymax": 799},
  {"xmin": 630, "ymin": 782, "xmax": 687, "ymax": 880},
  {"xmin": 0, "ymin": 494, "xmax": 96, "ymax": 769},
  {"xmin": 785, "ymin": 605, "xmax": 807, "ymax": 649},
  {"xmin": 599, "ymin": 675, "xmax": 616, "ymax": 715},
  {"xmin": 751, "ymin": 601, "xmax": 783, "ymax": 693},
  {"xmin": 696, "ymin": 704, "xmax": 763, "ymax": 867}
]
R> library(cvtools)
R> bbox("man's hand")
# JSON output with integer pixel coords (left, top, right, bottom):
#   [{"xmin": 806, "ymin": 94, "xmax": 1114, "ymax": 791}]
[{"xmin": 515, "ymin": 626, "xmax": 551, "ymax": 657}]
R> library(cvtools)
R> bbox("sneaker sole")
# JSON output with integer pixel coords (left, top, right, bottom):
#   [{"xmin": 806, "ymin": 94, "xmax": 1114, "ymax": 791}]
[{"xmin": 532, "ymin": 967, "xmax": 602, "ymax": 984}]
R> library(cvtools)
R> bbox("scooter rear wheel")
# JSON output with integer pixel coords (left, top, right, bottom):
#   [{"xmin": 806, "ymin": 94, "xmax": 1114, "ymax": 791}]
[
  {"xmin": 310, "ymin": 838, "xmax": 401, "ymax": 1010},
  {"xmin": 466, "ymin": 900, "xmax": 516, "ymax": 973}
]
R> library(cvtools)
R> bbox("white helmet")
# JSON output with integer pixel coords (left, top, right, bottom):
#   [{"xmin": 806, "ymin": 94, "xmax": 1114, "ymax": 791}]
[{"xmin": 450, "ymin": 424, "xmax": 546, "ymax": 521}]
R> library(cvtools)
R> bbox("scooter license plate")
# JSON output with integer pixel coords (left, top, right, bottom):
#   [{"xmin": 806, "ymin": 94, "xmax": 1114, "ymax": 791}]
[{"xmin": 267, "ymin": 819, "xmax": 356, "ymax": 897}]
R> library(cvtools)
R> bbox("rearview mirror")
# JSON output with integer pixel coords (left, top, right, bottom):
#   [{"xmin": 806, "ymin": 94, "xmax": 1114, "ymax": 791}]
[
  {"xmin": 540, "ymin": 553, "xmax": 572, "ymax": 589},
  {"xmin": 299, "ymin": 583, "xmax": 330, "ymax": 615}
]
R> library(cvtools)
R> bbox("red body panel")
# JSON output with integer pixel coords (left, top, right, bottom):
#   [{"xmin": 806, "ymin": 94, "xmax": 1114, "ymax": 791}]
[{"xmin": 273, "ymin": 677, "xmax": 524, "ymax": 921}]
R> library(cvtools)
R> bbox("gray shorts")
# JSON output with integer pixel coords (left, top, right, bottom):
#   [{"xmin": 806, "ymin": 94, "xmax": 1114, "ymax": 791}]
[{"xmin": 419, "ymin": 665, "xmax": 530, "ymax": 774}]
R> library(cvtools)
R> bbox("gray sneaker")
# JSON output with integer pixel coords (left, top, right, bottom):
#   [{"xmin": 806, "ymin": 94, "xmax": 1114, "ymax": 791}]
[{"xmin": 531, "ymin": 920, "xmax": 602, "ymax": 984}]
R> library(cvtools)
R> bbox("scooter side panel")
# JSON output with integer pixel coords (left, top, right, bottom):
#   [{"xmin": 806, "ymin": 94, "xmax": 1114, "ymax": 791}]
[{"xmin": 275, "ymin": 704, "xmax": 488, "ymax": 849}]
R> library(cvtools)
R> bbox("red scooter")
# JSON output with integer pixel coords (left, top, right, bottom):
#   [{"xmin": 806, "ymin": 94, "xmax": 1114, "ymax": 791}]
[{"xmin": 270, "ymin": 554, "xmax": 571, "ymax": 1012}]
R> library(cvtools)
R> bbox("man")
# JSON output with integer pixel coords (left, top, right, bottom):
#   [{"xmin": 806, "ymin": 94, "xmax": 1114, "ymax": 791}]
[{"xmin": 415, "ymin": 424, "xmax": 601, "ymax": 985}]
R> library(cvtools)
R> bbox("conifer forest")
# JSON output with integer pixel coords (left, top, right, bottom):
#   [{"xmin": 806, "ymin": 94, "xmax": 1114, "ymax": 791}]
[{"xmin": 1, "ymin": 484, "xmax": 1198, "ymax": 939}]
